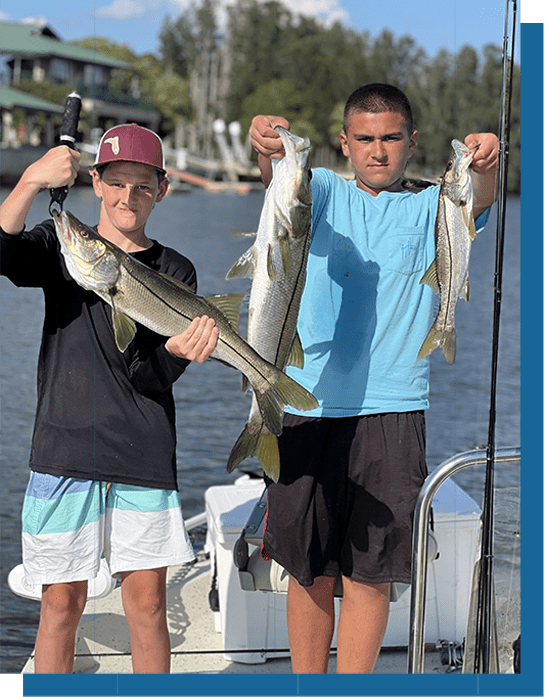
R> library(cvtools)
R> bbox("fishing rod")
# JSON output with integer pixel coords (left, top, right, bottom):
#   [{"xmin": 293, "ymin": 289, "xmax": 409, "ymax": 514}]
[
  {"xmin": 49, "ymin": 91, "xmax": 81, "ymax": 215},
  {"xmin": 463, "ymin": 0, "xmax": 517, "ymax": 674}
]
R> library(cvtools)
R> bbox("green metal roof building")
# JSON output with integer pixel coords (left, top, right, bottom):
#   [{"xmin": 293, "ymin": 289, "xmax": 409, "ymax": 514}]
[{"xmin": 0, "ymin": 20, "xmax": 160, "ymax": 162}]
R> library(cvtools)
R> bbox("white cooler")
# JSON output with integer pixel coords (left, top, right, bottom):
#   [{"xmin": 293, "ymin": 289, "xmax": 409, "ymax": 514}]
[{"xmin": 204, "ymin": 474, "xmax": 480, "ymax": 664}]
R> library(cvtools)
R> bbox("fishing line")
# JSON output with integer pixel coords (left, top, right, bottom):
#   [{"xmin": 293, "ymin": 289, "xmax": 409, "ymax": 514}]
[{"xmin": 471, "ymin": 0, "xmax": 517, "ymax": 674}]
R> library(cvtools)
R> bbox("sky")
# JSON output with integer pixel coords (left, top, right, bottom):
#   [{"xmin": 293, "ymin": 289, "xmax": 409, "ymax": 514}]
[{"xmin": 0, "ymin": 0, "xmax": 530, "ymax": 62}]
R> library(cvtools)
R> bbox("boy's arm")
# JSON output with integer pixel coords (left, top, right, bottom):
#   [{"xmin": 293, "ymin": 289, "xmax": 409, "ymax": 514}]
[
  {"xmin": 249, "ymin": 115, "xmax": 290, "ymax": 187},
  {"xmin": 0, "ymin": 146, "xmax": 80, "ymax": 234},
  {"xmin": 465, "ymin": 133, "xmax": 500, "ymax": 219}
]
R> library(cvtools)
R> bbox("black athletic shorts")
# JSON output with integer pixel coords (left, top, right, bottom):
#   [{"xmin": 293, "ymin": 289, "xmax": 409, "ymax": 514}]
[{"xmin": 262, "ymin": 411, "xmax": 427, "ymax": 587}]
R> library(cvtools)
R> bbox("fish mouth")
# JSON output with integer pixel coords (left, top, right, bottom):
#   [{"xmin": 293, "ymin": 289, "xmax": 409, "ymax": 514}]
[
  {"xmin": 452, "ymin": 140, "xmax": 477, "ymax": 166},
  {"xmin": 274, "ymin": 125, "xmax": 311, "ymax": 160},
  {"xmin": 52, "ymin": 210, "xmax": 74, "ymax": 246}
]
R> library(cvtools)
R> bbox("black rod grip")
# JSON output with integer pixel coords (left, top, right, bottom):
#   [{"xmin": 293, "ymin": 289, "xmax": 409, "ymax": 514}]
[
  {"xmin": 59, "ymin": 92, "xmax": 81, "ymax": 150},
  {"xmin": 49, "ymin": 92, "xmax": 82, "ymax": 212}
]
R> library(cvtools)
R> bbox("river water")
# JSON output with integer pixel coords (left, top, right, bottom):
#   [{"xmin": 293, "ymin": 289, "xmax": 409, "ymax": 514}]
[{"xmin": 0, "ymin": 185, "xmax": 520, "ymax": 673}]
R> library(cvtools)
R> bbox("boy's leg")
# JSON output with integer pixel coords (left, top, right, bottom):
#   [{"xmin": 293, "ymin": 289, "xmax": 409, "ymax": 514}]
[
  {"xmin": 21, "ymin": 475, "xmax": 106, "ymax": 673},
  {"xmin": 34, "ymin": 581, "xmax": 88, "ymax": 673},
  {"xmin": 335, "ymin": 578, "xmax": 390, "ymax": 673},
  {"xmin": 286, "ymin": 575, "xmax": 337, "ymax": 673},
  {"xmin": 106, "ymin": 484, "xmax": 195, "ymax": 673},
  {"xmin": 121, "ymin": 567, "xmax": 170, "ymax": 673}
]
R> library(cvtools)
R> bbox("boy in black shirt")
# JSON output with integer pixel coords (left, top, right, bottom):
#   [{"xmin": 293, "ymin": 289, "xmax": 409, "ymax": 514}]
[{"xmin": 0, "ymin": 124, "xmax": 218, "ymax": 672}]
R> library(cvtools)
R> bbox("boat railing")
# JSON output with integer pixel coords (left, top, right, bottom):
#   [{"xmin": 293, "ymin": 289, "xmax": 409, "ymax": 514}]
[{"xmin": 407, "ymin": 445, "xmax": 521, "ymax": 674}]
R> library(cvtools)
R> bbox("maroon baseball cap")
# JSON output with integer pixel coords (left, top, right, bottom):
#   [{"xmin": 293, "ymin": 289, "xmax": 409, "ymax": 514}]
[{"xmin": 93, "ymin": 123, "xmax": 166, "ymax": 173}]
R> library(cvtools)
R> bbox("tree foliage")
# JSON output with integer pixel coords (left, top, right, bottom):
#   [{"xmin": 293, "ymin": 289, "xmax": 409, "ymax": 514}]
[
  {"xmin": 156, "ymin": 0, "xmax": 519, "ymax": 189},
  {"xmin": 39, "ymin": 0, "xmax": 520, "ymax": 190}
]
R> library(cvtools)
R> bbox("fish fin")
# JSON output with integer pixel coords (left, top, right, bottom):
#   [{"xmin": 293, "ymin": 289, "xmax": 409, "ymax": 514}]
[
  {"xmin": 442, "ymin": 328, "xmax": 456, "ymax": 364},
  {"xmin": 279, "ymin": 233, "xmax": 290, "ymax": 277},
  {"xmin": 255, "ymin": 428, "xmax": 281, "ymax": 482},
  {"xmin": 111, "ymin": 301, "xmax": 137, "ymax": 352},
  {"xmin": 274, "ymin": 372, "xmax": 318, "ymax": 413},
  {"xmin": 468, "ymin": 214, "xmax": 477, "ymax": 241},
  {"xmin": 255, "ymin": 372, "xmax": 318, "ymax": 436},
  {"xmin": 418, "ymin": 325, "xmax": 456, "ymax": 364},
  {"xmin": 158, "ymin": 272, "xmax": 196, "ymax": 293},
  {"xmin": 461, "ymin": 274, "xmax": 470, "ymax": 302},
  {"xmin": 227, "ymin": 426, "xmax": 259, "ymax": 472},
  {"xmin": 286, "ymin": 332, "xmax": 305, "ymax": 369},
  {"xmin": 226, "ymin": 247, "xmax": 257, "ymax": 280},
  {"xmin": 204, "ymin": 293, "xmax": 245, "ymax": 332},
  {"xmin": 417, "ymin": 326, "xmax": 442, "ymax": 361},
  {"xmin": 227, "ymin": 421, "xmax": 280, "ymax": 482},
  {"xmin": 267, "ymin": 244, "xmax": 277, "ymax": 281},
  {"xmin": 420, "ymin": 260, "xmax": 440, "ymax": 293}
]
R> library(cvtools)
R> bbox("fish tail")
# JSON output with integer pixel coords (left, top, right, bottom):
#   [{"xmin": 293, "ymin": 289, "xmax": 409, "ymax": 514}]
[
  {"xmin": 442, "ymin": 328, "xmax": 456, "ymax": 364},
  {"xmin": 227, "ymin": 420, "xmax": 280, "ymax": 482},
  {"xmin": 417, "ymin": 326, "xmax": 456, "ymax": 364},
  {"xmin": 254, "ymin": 371, "xmax": 318, "ymax": 436}
]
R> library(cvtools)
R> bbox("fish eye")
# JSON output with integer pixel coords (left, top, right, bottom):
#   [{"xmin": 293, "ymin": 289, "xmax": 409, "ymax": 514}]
[
  {"xmin": 80, "ymin": 230, "xmax": 89, "ymax": 238},
  {"xmin": 445, "ymin": 159, "xmax": 454, "ymax": 172}
]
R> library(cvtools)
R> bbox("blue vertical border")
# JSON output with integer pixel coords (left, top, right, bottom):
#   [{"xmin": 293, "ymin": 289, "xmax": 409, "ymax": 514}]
[
  {"xmin": 518, "ymin": 17, "xmax": 544, "ymax": 697},
  {"xmin": 22, "ymin": 20, "xmax": 542, "ymax": 697}
]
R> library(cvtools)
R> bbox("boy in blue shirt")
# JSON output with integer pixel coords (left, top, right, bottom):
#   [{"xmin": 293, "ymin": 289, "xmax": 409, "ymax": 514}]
[{"xmin": 250, "ymin": 84, "xmax": 499, "ymax": 673}]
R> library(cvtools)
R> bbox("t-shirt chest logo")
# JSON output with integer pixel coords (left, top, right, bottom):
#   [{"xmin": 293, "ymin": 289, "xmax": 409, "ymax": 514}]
[
  {"xmin": 401, "ymin": 239, "xmax": 418, "ymax": 259},
  {"xmin": 104, "ymin": 136, "xmax": 120, "ymax": 155}
]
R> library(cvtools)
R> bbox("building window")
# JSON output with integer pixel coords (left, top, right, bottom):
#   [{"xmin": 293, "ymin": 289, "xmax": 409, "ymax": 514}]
[
  {"xmin": 50, "ymin": 58, "xmax": 71, "ymax": 83},
  {"xmin": 84, "ymin": 64, "xmax": 107, "ymax": 88}
]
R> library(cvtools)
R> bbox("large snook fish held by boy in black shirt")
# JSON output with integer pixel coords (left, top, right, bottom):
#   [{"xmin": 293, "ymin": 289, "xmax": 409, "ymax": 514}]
[{"xmin": 52, "ymin": 209, "xmax": 318, "ymax": 437}]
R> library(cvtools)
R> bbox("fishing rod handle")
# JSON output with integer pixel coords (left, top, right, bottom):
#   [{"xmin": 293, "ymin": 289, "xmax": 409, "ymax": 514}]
[
  {"xmin": 59, "ymin": 92, "xmax": 81, "ymax": 151},
  {"xmin": 50, "ymin": 92, "xmax": 81, "ymax": 212}
]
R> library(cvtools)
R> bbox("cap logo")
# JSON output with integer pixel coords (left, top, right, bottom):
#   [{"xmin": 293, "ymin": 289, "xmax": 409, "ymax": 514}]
[{"xmin": 104, "ymin": 136, "xmax": 120, "ymax": 155}]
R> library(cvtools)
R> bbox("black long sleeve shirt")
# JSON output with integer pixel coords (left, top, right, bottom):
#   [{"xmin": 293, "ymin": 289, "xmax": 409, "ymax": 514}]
[{"xmin": 0, "ymin": 219, "xmax": 197, "ymax": 490}]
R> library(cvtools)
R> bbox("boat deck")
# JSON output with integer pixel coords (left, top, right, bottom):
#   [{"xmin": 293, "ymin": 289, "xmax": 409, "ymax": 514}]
[
  {"xmin": 20, "ymin": 548, "xmax": 518, "ymax": 676},
  {"xmin": 21, "ymin": 553, "xmax": 449, "ymax": 675},
  {"xmin": 20, "ymin": 474, "xmax": 519, "ymax": 677}
]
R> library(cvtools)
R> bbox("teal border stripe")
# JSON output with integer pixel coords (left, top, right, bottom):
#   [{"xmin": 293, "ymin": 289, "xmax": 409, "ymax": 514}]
[{"xmin": 518, "ymin": 17, "xmax": 544, "ymax": 697}]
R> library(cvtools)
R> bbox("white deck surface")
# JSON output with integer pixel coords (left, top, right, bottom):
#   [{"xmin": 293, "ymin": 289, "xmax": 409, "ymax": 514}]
[
  {"xmin": 20, "ymin": 485, "xmax": 519, "ymax": 677},
  {"xmin": 21, "ymin": 554, "xmax": 451, "ymax": 675}
]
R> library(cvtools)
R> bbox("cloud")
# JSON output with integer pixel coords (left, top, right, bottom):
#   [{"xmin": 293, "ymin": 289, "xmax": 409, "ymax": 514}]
[
  {"xmin": 166, "ymin": 0, "xmax": 350, "ymax": 28},
  {"xmin": 292, "ymin": 0, "xmax": 351, "ymax": 26},
  {"xmin": 11, "ymin": 15, "xmax": 49, "ymax": 27},
  {"xmin": 94, "ymin": 0, "xmax": 350, "ymax": 28},
  {"xmin": 95, "ymin": 0, "xmax": 150, "ymax": 20}
]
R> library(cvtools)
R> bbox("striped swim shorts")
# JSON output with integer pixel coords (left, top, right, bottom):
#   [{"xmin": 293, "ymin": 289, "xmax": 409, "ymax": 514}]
[{"xmin": 21, "ymin": 472, "xmax": 195, "ymax": 586}]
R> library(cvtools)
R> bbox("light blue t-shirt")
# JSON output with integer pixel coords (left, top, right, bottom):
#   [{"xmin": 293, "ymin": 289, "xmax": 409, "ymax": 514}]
[{"xmin": 286, "ymin": 167, "xmax": 489, "ymax": 417}]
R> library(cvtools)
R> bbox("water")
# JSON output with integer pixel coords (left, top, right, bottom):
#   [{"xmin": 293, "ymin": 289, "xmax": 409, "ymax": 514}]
[{"xmin": 0, "ymin": 186, "xmax": 520, "ymax": 673}]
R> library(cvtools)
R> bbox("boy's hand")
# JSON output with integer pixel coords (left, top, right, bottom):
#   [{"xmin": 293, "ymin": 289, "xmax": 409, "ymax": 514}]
[
  {"xmin": 464, "ymin": 133, "xmax": 499, "ymax": 176},
  {"xmin": 249, "ymin": 115, "xmax": 290, "ymax": 160},
  {"xmin": 0, "ymin": 146, "xmax": 81, "ymax": 235},
  {"xmin": 27, "ymin": 145, "xmax": 81, "ymax": 190},
  {"xmin": 464, "ymin": 133, "xmax": 500, "ymax": 216},
  {"xmin": 165, "ymin": 316, "xmax": 219, "ymax": 363}
]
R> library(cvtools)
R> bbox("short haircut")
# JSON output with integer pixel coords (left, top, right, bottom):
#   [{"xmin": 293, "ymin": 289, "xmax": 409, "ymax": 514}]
[
  {"xmin": 93, "ymin": 162, "xmax": 167, "ymax": 186},
  {"xmin": 343, "ymin": 83, "xmax": 414, "ymax": 135}
]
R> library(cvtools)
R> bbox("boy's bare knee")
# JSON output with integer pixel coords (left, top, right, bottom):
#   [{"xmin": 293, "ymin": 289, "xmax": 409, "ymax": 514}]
[
  {"xmin": 41, "ymin": 582, "xmax": 87, "ymax": 629},
  {"xmin": 121, "ymin": 569, "xmax": 167, "ymax": 630}
]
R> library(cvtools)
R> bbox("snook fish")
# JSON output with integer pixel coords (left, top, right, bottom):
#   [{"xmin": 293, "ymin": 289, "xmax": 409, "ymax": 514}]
[
  {"xmin": 418, "ymin": 139, "xmax": 477, "ymax": 364},
  {"xmin": 225, "ymin": 126, "xmax": 313, "ymax": 481},
  {"xmin": 52, "ymin": 209, "xmax": 318, "ymax": 436}
]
